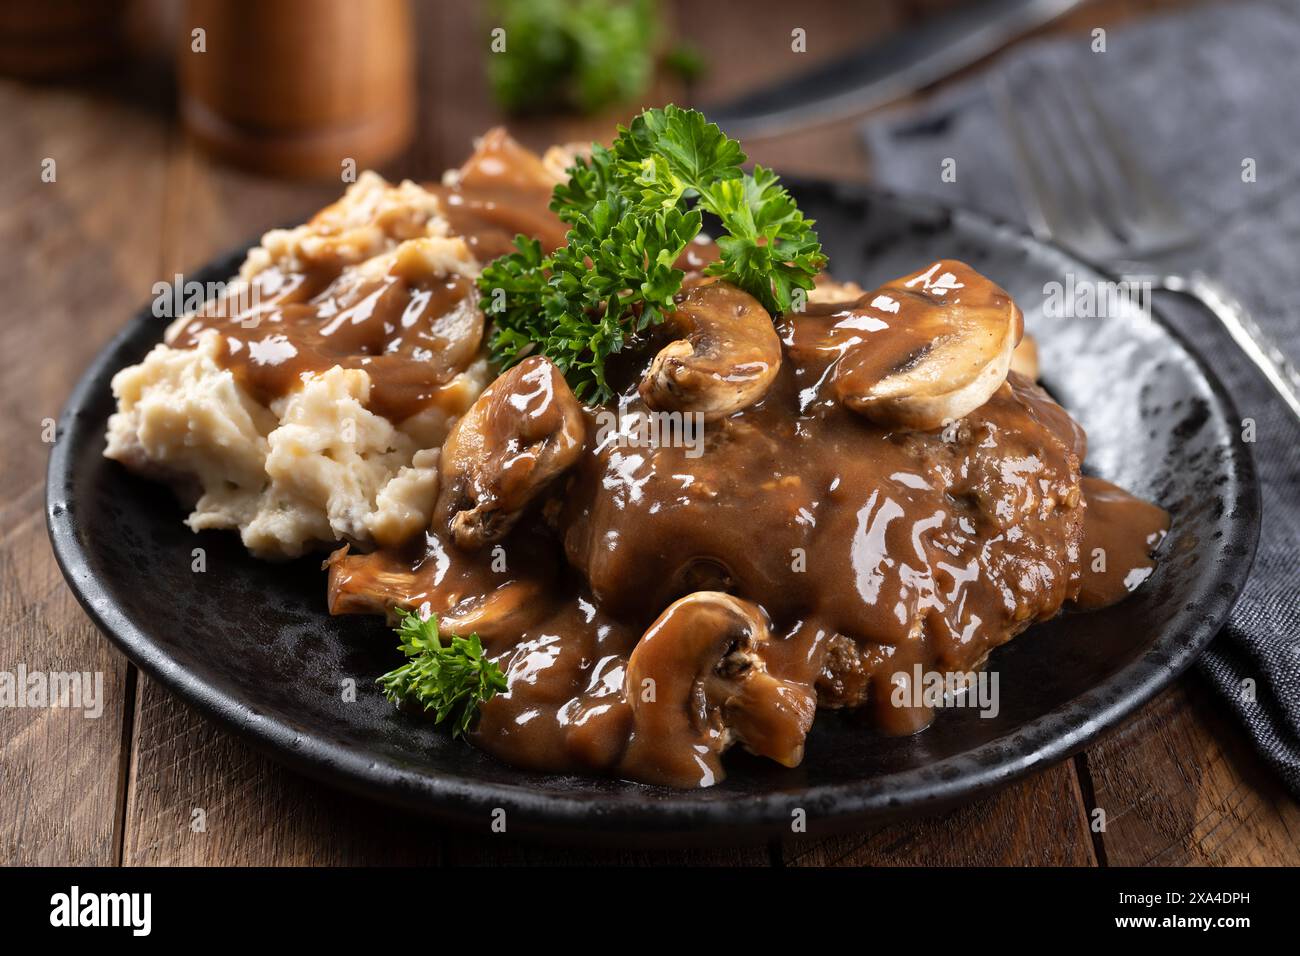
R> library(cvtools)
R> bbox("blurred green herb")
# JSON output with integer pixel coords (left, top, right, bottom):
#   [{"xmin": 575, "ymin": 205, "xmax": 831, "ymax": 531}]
[
  {"xmin": 663, "ymin": 42, "xmax": 705, "ymax": 84},
  {"xmin": 377, "ymin": 609, "xmax": 507, "ymax": 737},
  {"xmin": 478, "ymin": 105, "xmax": 826, "ymax": 403},
  {"xmin": 487, "ymin": 0, "xmax": 659, "ymax": 115}
]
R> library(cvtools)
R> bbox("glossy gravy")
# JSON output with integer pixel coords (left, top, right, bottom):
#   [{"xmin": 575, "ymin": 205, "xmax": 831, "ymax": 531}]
[{"xmin": 170, "ymin": 131, "xmax": 566, "ymax": 424}]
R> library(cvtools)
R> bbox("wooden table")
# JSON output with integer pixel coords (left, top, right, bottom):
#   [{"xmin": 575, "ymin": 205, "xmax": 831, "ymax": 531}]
[{"xmin": 3, "ymin": 0, "xmax": 1296, "ymax": 866}]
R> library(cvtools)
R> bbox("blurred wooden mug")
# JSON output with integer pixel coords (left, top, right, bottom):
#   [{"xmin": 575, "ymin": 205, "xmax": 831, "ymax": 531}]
[{"xmin": 179, "ymin": 0, "xmax": 415, "ymax": 178}]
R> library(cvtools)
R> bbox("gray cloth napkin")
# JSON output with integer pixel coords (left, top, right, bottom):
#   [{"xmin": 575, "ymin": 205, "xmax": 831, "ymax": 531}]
[{"xmin": 862, "ymin": 0, "xmax": 1300, "ymax": 796}]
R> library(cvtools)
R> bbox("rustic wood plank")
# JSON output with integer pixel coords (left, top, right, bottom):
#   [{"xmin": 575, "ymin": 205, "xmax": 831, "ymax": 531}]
[
  {"xmin": 670, "ymin": 0, "xmax": 905, "ymax": 106},
  {"xmin": 781, "ymin": 762, "xmax": 1097, "ymax": 866},
  {"xmin": 122, "ymin": 674, "xmax": 443, "ymax": 866},
  {"xmin": 1084, "ymin": 676, "xmax": 1300, "ymax": 866},
  {"xmin": 0, "ymin": 75, "xmax": 168, "ymax": 865},
  {"xmin": 158, "ymin": 142, "xmax": 339, "ymax": 271},
  {"xmin": 0, "ymin": 482, "xmax": 134, "ymax": 866}
]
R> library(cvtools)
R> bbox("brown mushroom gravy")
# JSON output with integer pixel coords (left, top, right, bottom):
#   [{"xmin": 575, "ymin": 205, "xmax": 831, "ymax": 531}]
[
  {"xmin": 1074, "ymin": 476, "xmax": 1170, "ymax": 610},
  {"xmin": 430, "ymin": 128, "xmax": 571, "ymax": 262},
  {"xmin": 169, "ymin": 129, "xmax": 571, "ymax": 425},
  {"xmin": 172, "ymin": 264, "xmax": 482, "ymax": 424},
  {"xmin": 174, "ymin": 130, "xmax": 1170, "ymax": 788}
]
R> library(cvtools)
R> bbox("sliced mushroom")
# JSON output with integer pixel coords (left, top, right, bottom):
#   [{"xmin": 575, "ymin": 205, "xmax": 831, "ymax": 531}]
[
  {"xmin": 808, "ymin": 273, "xmax": 866, "ymax": 305},
  {"xmin": 832, "ymin": 259, "xmax": 1023, "ymax": 431},
  {"xmin": 620, "ymin": 591, "xmax": 816, "ymax": 788},
  {"xmin": 639, "ymin": 282, "xmax": 782, "ymax": 421},
  {"xmin": 452, "ymin": 127, "xmax": 558, "ymax": 193},
  {"xmin": 326, "ymin": 531, "xmax": 557, "ymax": 643},
  {"xmin": 434, "ymin": 355, "xmax": 585, "ymax": 551},
  {"xmin": 437, "ymin": 578, "xmax": 553, "ymax": 644},
  {"xmin": 1010, "ymin": 332, "xmax": 1040, "ymax": 380},
  {"xmin": 540, "ymin": 142, "xmax": 592, "ymax": 183}
]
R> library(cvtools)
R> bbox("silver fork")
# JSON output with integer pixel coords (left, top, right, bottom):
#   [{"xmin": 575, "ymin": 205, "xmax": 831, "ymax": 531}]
[{"xmin": 992, "ymin": 66, "xmax": 1300, "ymax": 423}]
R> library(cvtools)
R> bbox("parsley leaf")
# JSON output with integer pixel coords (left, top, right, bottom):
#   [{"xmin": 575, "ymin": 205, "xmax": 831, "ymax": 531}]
[
  {"xmin": 701, "ymin": 166, "xmax": 825, "ymax": 314},
  {"xmin": 478, "ymin": 105, "xmax": 827, "ymax": 404},
  {"xmin": 377, "ymin": 609, "xmax": 507, "ymax": 738}
]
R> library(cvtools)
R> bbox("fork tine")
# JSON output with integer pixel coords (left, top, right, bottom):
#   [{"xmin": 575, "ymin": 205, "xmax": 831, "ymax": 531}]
[
  {"xmin": 1028, "ymin": 80, "xmax": 1119, "ymax": 252},
  {"xmin": 992, "ymin": 69, "xmax": 1117, "ymax": 260},
  {"xmin": 989, "ymin": 73, "xmax": 1059, "ymax": 242},
  {"xmin": 1071, "ymin": 69, "xmax": 1188, "ymax": 234},
  {"xmin": 1042, "ymin": 66, "xmax": 1134, "ymax": 242}
]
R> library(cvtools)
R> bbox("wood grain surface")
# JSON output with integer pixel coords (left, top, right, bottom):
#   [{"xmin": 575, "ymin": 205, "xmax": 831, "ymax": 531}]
[{"xmin": 2, "ymin": 0, "xmax": 1295, "ymax": 867}]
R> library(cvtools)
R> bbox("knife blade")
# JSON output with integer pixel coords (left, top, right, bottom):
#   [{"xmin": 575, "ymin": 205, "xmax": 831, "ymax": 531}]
[{"xmin": 704, "ymin": 0, "xmax": 1084, "ymax": 138}]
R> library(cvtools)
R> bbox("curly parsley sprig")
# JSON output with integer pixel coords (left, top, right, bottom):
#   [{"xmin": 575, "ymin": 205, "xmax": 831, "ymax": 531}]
[
  {"xmin": 478, "ymin": 105, "xmax": 826, "ymax": 403},
  {"xmin": 377, "ymin": 609, "xmax": 507, "ymax": 738}
]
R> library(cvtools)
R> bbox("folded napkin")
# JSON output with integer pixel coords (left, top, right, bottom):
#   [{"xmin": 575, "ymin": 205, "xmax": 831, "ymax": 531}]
[{"xmin": 861, "ymin": 0, "xmax": 1300, "ymax": 796}]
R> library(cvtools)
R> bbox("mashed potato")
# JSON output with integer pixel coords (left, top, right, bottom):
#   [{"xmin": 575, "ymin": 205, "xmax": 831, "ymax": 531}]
[{"xmin": 105, "ymin": 172, "xmax": 489, "ymax": 559}]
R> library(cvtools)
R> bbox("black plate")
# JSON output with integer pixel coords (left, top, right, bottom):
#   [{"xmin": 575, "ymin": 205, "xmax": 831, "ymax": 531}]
[{"xmin": 47, "ymin": 182, "xmax": 1260, "ymax": 842}]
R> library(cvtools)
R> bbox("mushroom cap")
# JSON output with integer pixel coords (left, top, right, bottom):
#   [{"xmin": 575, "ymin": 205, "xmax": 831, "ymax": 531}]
[
  {"xmin": 621, "ymin": 591, "xmax": 815, "ymax": 787},
  {"xmin": 832, "ymin": 260, "xmax": 1023, "ymax": 431},
  {"xmin": 639, "ymin": 282, "xmax": 782, "ymax": 422},
  {"xmin": 435, "ymin": 355, "xmax": 585, "ymax": 550}
]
